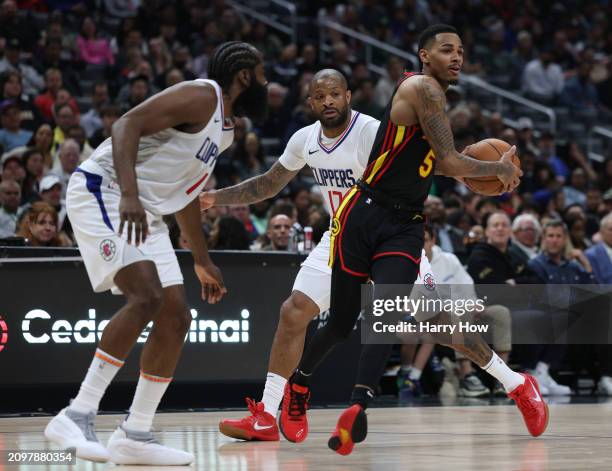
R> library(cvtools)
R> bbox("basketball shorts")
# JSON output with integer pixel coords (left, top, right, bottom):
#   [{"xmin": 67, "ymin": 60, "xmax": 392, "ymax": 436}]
[
  {"xmin": 66, "ymin": 162, "xmax": 183, "ymax": 293},
  {"xmin": 293, "ymin": 229, "xmax": 432, "ymax": 314}
]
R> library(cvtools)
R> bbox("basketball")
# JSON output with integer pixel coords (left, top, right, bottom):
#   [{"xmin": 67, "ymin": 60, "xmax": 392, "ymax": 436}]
[{"xmin": 462, "ymin": 139, "xmax": 521, "ymax": 196}]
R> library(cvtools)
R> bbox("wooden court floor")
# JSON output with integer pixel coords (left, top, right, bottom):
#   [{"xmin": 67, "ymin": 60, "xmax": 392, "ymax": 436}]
[{"xmin": 1, "ymin": 402, "xmax": 612, "ymax": 470}]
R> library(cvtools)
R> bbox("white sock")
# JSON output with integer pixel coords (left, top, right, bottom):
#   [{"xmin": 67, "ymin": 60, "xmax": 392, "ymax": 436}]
[
  {"xmin": 124, "ymin": 372, "xmax": 172, "ymax": 432},
  {"xmin": 483, "ymin": 352, "xmax": 524, "ymax": 392},
  {"xmin": 409, "ymin": 367, "xmax": 422, "ymax": 381},
  {"xmin": 261, "ymin": 372, "xmax": 287, "ymax": 416},
  {"xmin": 70, "ymin": 349, "xmax": 124, "ymax": 414}
]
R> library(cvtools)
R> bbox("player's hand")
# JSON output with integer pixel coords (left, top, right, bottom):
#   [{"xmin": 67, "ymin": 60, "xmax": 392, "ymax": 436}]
[
  {"xmin": 194, "ymin": 262, "xmax": 227, "ymax": 304},
  {"xmin": 118, "ymin": 194, "xmax": 148, "ymax": 246},
  {"xmin": 199, "ymin": 190, "xmax": 216, "ymax": 212},
  {"xmin": 498, "ymin": 145, "xmax": 522, "ymax": 193}
]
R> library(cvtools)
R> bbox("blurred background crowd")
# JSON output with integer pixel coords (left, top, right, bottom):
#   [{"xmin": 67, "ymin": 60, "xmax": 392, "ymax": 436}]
[{"xmin": 0, "ymin": 0, "xmax": 611, "ymax": 397}]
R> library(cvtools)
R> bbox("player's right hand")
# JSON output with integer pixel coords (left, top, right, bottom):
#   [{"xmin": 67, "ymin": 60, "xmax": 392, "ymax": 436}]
[
  {"xmin": 195, "ymin": 262, "xmax": 227, "ymax": 304},
  {"xmin": 118, "ymin": 194, "xmax": 148, "ymax": 246},
  {"xmin": 498, "ymin": 145, "xmax": 522, "ymax": 193},
  {"xmin": 199, "ymin": 190, "xmax": 216, "ymax": 212}
]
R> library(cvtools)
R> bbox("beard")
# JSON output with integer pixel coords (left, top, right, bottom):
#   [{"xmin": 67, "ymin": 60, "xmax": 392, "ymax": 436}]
[
  {"xmin": 319, "ymin": 105, "xmax": 349, "ymax": 129},
  {"xmin": 233, "ymin": 75, "xmax": 269, "ymax": 124}
]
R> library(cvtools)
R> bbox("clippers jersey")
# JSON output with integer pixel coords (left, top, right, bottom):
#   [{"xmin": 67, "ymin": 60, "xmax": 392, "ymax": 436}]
[
  {"xmin": 279, "ymin": 111, "xmax": 379, "ymax": 218},
  {"xmin": 360, "ymin": 72, "xmax": 435, "ymax": 209},
  {"xmin": 80, "ymin": 79, "xmax": 234, "ymax": 216}
]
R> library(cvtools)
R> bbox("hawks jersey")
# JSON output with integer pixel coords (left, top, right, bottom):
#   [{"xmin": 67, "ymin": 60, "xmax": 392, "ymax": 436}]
[
  {"xmin": 360, "ymin": 72, "xmax": 435, "ymax": 209},
  {"xmin": 80, "ymin": 79, "xmax": 234, "ymax": 216},
  {"xmin": 279, "ymin": 111, "xmax": 379, "ymax": 218}
]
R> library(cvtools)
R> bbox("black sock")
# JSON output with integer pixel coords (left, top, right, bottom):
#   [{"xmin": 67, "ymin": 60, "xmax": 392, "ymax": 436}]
[
  {"xmin": 293, "ymin": 369, "xmax": 312, "ymax": 388},
  {"xmin": 350, "ymin": 386, "xmax": 374, "ymax": 410}
]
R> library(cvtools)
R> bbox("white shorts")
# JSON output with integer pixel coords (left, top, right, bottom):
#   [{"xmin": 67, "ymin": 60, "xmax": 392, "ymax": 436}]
[
  {"xmin": 66, "ymin": 165, "xmax": 183, "ymax": 293},
  {"xmin": 292, "ymin": 230, "xmax": 433, "ymax": 313}
]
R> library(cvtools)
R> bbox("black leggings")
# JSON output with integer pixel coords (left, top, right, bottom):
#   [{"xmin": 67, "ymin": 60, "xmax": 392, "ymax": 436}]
[{"xmin": 297, "ymin": 254, "xmax": 420, "ymax": 389}]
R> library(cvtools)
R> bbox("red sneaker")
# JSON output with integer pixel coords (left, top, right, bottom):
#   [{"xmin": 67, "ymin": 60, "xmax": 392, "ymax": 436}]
[
  {"xmin": 279, "ymin": 382, "xmax": 310, "ymax": 443},
  {"xmin": 508, "ymin": 373, "xmax": 549, "ymax": 437},
  {"xmin": 219, "ymin": 398, "xmax": 279, "ymax": 441},
  {"xmin": 327, "ymin": 404, "xmax": 368, "ymax": 455}
]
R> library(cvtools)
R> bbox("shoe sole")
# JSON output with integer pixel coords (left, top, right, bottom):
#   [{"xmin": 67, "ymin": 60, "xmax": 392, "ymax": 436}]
[
  {"xmin": 328, "ymin": 407, "xmax": 368, "ymax": 455},
  {"xmin": 459, "ymin": 389, "xmax": 491, "ymax": 398},
  {"xmin": 524, "ymin": 375, "xmax": 550, "ymax": 438},
  {"xmin": 218, "ymin": 422, "xmax": 279, "ymax": 442}
]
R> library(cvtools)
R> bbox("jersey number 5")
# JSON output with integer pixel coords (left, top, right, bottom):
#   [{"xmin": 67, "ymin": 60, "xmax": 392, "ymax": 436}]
[{"xmin": 419, "ymin": 150, "xmax": 435, "ymax": 178}]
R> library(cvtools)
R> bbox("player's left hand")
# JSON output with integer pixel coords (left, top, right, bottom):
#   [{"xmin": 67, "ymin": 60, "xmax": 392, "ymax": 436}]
[{"xmin": 194, "ymin": 262, "xmax": 227, "ymax": 304}]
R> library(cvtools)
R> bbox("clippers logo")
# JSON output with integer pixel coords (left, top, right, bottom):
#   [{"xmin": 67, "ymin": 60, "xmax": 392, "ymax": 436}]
[
  {"xmin": 423, "ymin": 272, "xmax": 436, "ymax": 291},
  {"xmin": 21, "ymin": 308, "xmax": 251, "ymax": 344},
  {"xmin": 330, "ymin": 217, "xmax": 340, "ymax": 237},
  {"xmin": 0, "ymin": 315, "xmax": 7, "ymax": 352},
  {"xmin": 99, "ymin": 239, "xmax": 116, "ymax": 262}
]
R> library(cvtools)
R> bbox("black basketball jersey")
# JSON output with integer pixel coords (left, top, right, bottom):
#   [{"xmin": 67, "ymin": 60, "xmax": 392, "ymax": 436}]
[{"xmin": 360, "ymin": 72, "xmax": 435, "ymax": 209}]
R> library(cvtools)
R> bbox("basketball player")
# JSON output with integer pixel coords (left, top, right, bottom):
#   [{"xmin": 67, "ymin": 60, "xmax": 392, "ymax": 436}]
[
  {"xmin": 44, "ymin": 42, "xmax": 268, "ymax": 465},
  {"xmin": 287, "ymin": 24, "xmax": 546, "ymax": 456},
  {"xmin": 203, "ymin": 63, "xmax": 543, "ymax": 450}
]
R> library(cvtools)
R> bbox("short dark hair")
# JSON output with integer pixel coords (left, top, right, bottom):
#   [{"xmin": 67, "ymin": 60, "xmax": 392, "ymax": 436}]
[
  {"xmin": 417, "ymin": 24, "xmax": 459, "ymax": 51},
  {"xmin": 207, "ymin": 41, "xmax": 261, "ymax": 91},
  {"xmin": 543, "ymin": 218, "xmax": 567, "ymax": 235}
]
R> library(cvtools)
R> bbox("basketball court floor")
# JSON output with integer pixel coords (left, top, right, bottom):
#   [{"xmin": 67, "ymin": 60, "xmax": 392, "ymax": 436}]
[{"xmin": 2, "ymin": 401, "xmax": 612, "ymax": 470}]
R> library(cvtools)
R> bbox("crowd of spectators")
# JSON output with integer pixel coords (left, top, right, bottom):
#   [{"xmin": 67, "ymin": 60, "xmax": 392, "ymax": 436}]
[{"xmin": 0, "ymin": 0, "xmax": 610, "ymax": 395}]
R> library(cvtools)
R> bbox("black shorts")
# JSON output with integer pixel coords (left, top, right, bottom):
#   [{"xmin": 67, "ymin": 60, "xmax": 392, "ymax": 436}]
[{"xmin": 329, "ymin": 188, "xmax": 425, "ymax": 277}]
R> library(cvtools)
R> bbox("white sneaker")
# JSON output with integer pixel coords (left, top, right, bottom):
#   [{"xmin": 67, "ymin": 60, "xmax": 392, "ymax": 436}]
[
  {"xmin": 598, "ymin": 376, "xmax": 612, "ymax": 395},
  {"xmin": 533, "ymin": 369, "xmax": 571, "ymax": 395},
  {"xmin": 44, "ymin": 407, "xmax": 110, "ymax": 463},
  {"xmin": 107, "ymin": 425, "xmax": 194, "ymax": 465}
]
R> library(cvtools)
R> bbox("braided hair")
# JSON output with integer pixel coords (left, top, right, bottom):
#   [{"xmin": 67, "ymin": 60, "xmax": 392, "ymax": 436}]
[{"xmin": 207, "ymin": 41, "xmax": 261, "ymax": 92}]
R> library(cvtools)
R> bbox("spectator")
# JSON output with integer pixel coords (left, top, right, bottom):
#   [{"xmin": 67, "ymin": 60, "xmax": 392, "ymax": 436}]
[
  {"xmin": 424, "ymin": 195, "xmax": 467, "ymax": 260},
  {"xmin": 261, "ymin": 214, "xmax": 291, "ymax": 251},
  {"xmin": 561, "ymin": 59, "xmax": 600, "ymax": 113},
  {"xmin": 20, "ymin": 148, "xmax": 45, "ymax": 204},
  {"xmin": 34, "ymin": 68, "xmax": 78, "ymax": 122},
  {"xmin": 76, "ymin": 16, "xmax": 115, "ymax": 66},
  {"xmin": 90, "ymin": 104, "xmax": 121, "ymax": 148},
  {"xmin": 515, "ymin": 117, "xmax": 539, "ymax": 156},
  {"xmin": 163, "ymin": 68, "xmax": 185, "ymax": 89},
  {"xmin": 585, "ymin": 213, "xmax": 612, "ymax": 284},
  {"xmin": 537, "ymin": 132, "xmax": 570, "ymax": 183},
  {"xmin": 229, "ymin": 204, "xmax": 259, "ymax": 242},
  {"xmin": 484, "ymin": 111, "xmax": 504, "ymax": 139},
  {"xmin": 291, "ymin": 186, "xmax": 311, "ymax": 228},
  {"xmin": 120, "ymin": 75, "xmax": 151, "ymax": 112},
  {"xmin": 0, "ymin": 38, "xmax": 44, "ymax": 96},
  {"xmin": 0, "ymin": 70, "xmax": 42, "ymax": 131},
  {"xmin": 51, "ymin": 102, "xmax": 78, "ymax": 154},
  {"xmin": 27, "ymin": 123, "xmax": 53, "ymax": 169},
  {"xmin": 209, "ymin": 216, "xmax": 251, "ymax": 250},
  {"xmin": 172, "ymin": 45, "xmax": 196, "ymax": 81},
  {"xmin": 0, "ymin": 178, "xmax": 22, "ymax": 237},
  {"xmin": 510, "ymin": 30, "xmax": 535, "ymax": 85},
  {"xmin": 563, "ymin": 168, "xmax": 588, "ymax": 207},
  {"xmin": 66, "ymin": 125, "xmax": 94, "ymax": 160},
  {"xmin": 49, "ymin": 139, "xmax": 79, "ymax": 197},
  {"xmin": 522, "ymin": 48, "xmax": 564, "ymax": 104},
  {"xmin": 232, "ymin": 132, "xmax": 267, "ymax": 180},
  {"xmin": 1, "ymin": 151, "xmax": 24, "ymax": 183},
  {"xmin": 38, "ymin": 174, "xmax": 67, "ymax": 229},
  {"xmin": 329, "ymin": 42, "xmax": 354, "ymax": 78},
  {"xmin": 474, "ymin": 27, "xmax": 514, "ymax": 86},
  {"xmin": 0, "ymin": 0, "xmax": 37, "ymax": 52},
  {"xmin": 259, "ymin": 82, "xmax": 289, "ymax": 140},
  {"xmin": 80, "ymin": 82, "xmax": 109, "ymax": 138},
  {"xmin": 509, "ymin": 213, "xmax": 541, "ymax": 264},
  {"xmin": 34, "ymin": 39, "xmax": 82, "ymax": 96},
  {"xmin": 352, "ymin": 79, "xmax": 385, "ymax": 120},
  {"xmin": 374, "ymin": 56, "xmax": 404, "ymax": 108},
  {"xmin": 565, "ymin": 212, "xmax": 592, "ymax": 251},
  {"xmin": 0, "ymin": 99, "xmax": 33, "ymax": 151},
  {"xmin": 148, "ymin": 37, "xmax": 172, "ymax": 78},
  {"xmin": 585, "ymin": 187, "xmax": 604, "ymax": 220},
  {"xmin": 296, "ymin": 43, "xmax": 320, "ymax": 75},
  {"xmin": 527, "ymin": 220, "xmax": 595, "ymax": 395},
  {"xmin": 16, "ymin": 201, "xmax": 68, "ymax": 247},
  {"xmin": 271, "ymin": 44, "xmax": 299, "ymax": 87}
]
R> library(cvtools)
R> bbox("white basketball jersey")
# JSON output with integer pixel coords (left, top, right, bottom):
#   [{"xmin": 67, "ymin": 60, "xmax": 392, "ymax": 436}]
[
  {"xmin": 81, "ymin": 79, "xmax": 234, "ymax": 215},
  {"xmin": 279, "ymin": 111, "xmax": 379, "ymax": 217}
]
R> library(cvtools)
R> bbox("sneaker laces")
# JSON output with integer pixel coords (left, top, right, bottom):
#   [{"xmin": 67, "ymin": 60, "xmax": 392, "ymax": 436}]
[
  {"xmin": 245, "ymin": 397, "xmax": 261, "ymax": 416},
  {"xmin": 288, "ymin": 386, "xmax": 310, "ymax": 419}
]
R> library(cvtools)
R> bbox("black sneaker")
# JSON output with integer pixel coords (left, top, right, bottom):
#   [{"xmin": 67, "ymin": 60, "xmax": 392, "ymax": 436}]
[{"xmin": 459, "ymin": 373, "xmax": 490, "ymax": 397}]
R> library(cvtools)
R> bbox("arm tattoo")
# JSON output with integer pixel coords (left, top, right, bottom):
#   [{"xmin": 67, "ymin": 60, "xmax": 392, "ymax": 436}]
[
  {"xmin": 452, "ymin": 332, "xmax": 493, "ymax": 368},
  {"xmin": 416, "ymin": 77, "xmax": 455, "ymax": 161},
  {"xmin": 213, "ymin": 162, "xmax": 299, "ymax": 205}
]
